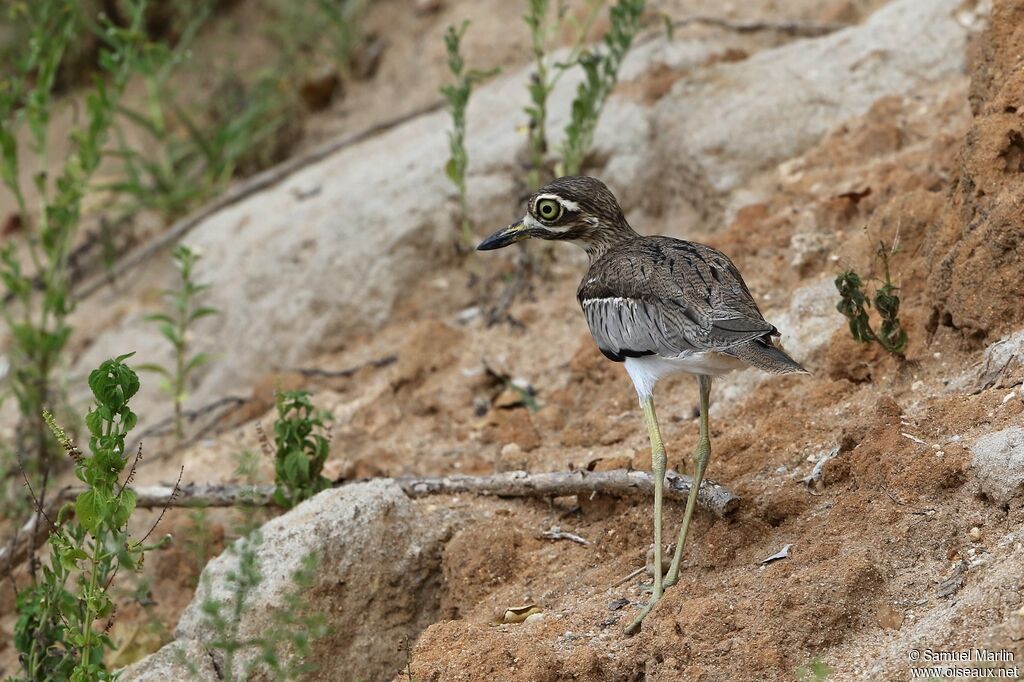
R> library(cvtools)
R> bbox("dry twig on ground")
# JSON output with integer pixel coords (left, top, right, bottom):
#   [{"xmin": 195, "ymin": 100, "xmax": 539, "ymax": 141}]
[{"xmin": 1, "ymin": 469, "xmax": 738, "ymax": 580}]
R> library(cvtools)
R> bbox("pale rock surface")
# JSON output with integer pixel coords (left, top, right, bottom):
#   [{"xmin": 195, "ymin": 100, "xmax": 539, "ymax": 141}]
[
  {"xmin": 971, "ymin": 427, "xmax": 1024, "ymax": 505},
  {"xmin": 120, "ymin": 639, "xmax": 218, "ymax": 681},
  {"xmin": 127, "ymin": 480, "xmax": 464, "ymax": 681}
]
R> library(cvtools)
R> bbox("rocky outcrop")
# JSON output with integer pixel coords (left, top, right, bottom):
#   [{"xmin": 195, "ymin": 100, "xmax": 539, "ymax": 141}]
[
  {"xmin": 926, "ymin": 0, "xmax": 1024, "ymax": 342},
  {"xmin": 125, "ymin": 481, "xmax": 465, "ymax": 681}
]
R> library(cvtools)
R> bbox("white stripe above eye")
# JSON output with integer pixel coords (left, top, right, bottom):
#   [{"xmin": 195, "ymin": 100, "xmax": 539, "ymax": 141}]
[{"xmin": 535, "ymin": 194, "xmax": 580, "ymax": 212}]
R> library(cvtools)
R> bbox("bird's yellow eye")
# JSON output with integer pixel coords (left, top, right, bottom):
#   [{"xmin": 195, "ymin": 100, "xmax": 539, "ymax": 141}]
[{"xmin": 536, "ymin": 198, "xmax": 562, "ymax": 222}]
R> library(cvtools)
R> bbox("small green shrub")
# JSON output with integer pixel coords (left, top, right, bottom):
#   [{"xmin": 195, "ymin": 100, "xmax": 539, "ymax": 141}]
[
  {"xmin": 139, "ymin": 244, "xmax": 219, "ymax": 440},
  {"xmin": 190, "ymin": 441, "xmax": 326, "ymax": 681},
  {"xmin": 12, "ymin": 354, "xmax": 172, "ymax": 681},
  {"xmin": 835, "ymin": 241, "xmax": 908, "ymax": 357},
  {"xmin": 266, "ymin": 390, "xmax": 332, "ymax": 508},
  {"xmin": 560, "ymin": 0, "xmax": 645, "ymax": 176},
  {"xmin": 183, "ymin": 506, "xmax": 214, "ymax": 583},
  {"xmin": 440, "ymin": 22, "xmax": 499, "ymax": 249}
]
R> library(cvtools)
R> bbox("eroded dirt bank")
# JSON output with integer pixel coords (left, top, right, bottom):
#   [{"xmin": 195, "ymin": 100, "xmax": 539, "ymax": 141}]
[{"xmin": 3, "ymin": 1, "xmax": 1023, "ymax": 681}]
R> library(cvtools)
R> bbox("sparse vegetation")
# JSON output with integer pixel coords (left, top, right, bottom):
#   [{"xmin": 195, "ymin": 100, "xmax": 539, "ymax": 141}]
[
  {"xmin": 796, "ymin": 657, "xmax": 833, "ymax": 681},
  {"xmin": 440, "ymin": 22, "xmax": 499, "ymax": 248},
  {"xmin": 183, "ymin": 506, "xmax": 215, "ymax": 584},
  {"xmin": 522, "ymin": 0, "xmax": 605, "ymax": 187},
  {"xmin": 106, "ymin": 2, "xmax": 301, "ymax": 222},
  {"xmin": 0, "ymin": 0, "xmax": 148, "ymax": 488},
  {"xmin": 188, "ymin": 444, "xmax": 325, "ymax": 681},
  {"xmin": 138, "ymin": 244, "xmax": 219, "ymax": 440},
  {"xmin": 194, "ymin": 536, "xmax": 327, "ymax": 681},
  {"xmin": 264, "ymin": 390, "xmax": 332, "ymax": 509},
  {"xmin": 266, "ymin": 0, "xmax": 366, "ymax": 79},
  {"xmin": 835, "ymin": 240, "xmax": 908, "ymax": 357},
  {"xmin": 560, "ymin": 0, "xmax": 645, "ymax": 176},
  {"xmin": 12, "ymin": 355, "xmax": 172, "ymax": 681}
]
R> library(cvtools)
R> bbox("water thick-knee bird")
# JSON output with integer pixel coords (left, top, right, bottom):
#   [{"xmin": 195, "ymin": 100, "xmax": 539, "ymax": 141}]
[{"xmin": 477, "ymin": 176, "xmax": 806, "ymax": 633}]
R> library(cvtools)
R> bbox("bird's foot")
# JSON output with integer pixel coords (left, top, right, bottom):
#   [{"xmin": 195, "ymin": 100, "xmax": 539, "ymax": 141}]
[{"xmin": 624, "ymin": 595, "xmax": 660, "ymax": 635}]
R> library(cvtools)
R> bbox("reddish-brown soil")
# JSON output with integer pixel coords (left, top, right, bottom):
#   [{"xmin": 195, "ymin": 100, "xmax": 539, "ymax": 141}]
[{"xmin": 2, "ymin": 1, "xmax": 1023, "ymax": 681}]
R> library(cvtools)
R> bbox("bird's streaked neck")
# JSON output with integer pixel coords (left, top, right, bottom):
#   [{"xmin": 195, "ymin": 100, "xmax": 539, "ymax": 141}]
[{"xmin": 576, "ymin": 219, "xmax": 639, "ymax": 263}]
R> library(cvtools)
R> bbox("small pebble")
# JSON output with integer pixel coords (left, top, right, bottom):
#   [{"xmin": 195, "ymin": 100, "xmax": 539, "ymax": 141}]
[
  {"xmin": 608, "ymin": 598, "xmax": 630, "ymax": 611},
  {"xmin": 524, "ymin": 612, "xmax": 544, "ymax": 625},
  {"xmin": 500, "ymin": 443, "xmax": 523, "ymax": 458},
  {"xmin": 969, "ymin": 526, "xmax": 982, "ymax": 542}
]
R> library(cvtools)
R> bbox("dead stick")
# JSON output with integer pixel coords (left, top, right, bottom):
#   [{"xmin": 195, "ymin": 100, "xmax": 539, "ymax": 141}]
[
  {"xmin": 0, "ymin": 470, "xmax": 737, "ymax": 580},
  {"xmin": 100, "ymin": 469, "xmax": 738, "ymax": 515}
]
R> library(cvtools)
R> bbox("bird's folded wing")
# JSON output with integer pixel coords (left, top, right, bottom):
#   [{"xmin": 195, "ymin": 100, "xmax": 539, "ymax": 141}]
[
  {"xmin": 578, "ymin": 245, "xmax": 775, "ymax": 359},
  {"xmin": 581, "ymin": 296, "xmax": 773, "ymax": 359}
]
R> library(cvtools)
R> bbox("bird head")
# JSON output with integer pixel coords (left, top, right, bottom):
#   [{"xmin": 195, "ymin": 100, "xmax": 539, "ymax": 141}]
[{"xmin": 477, "ymin": 176, "xmax": 634, "ymax": 254}]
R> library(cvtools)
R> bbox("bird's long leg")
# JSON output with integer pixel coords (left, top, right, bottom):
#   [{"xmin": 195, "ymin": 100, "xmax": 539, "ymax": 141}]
[
  {"xmin": 664, "ymin": 375, "xmax": 712, "ymax": 588},
  {"xmin": 624, "ymin": 394, "xmax": 667, "ymax": 635}
]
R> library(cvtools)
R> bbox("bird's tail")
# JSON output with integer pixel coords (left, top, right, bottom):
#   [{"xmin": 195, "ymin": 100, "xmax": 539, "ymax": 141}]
[{"xmin": 727, "ymin": 337, "xmax": 808, "ymax": 375}]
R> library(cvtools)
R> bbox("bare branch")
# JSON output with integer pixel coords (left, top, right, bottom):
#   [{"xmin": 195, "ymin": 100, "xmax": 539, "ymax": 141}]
[{"xmin": 0, "ymin": 469, "xmax": 738, "ymax": 581}]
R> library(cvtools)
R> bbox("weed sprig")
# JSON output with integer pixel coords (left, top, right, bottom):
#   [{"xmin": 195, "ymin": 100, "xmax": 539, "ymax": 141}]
[
  {"xmin": 265, "ymin": 390, "xmax": 332, "ymax": 509},
  {"xmin": 194, "ymin": 535, "xmax": 327, "ymax": 680},
  {"xmin": 139, "ymin": 244, "xmax": 218, "ymax": 440},
  {"xmin": 836, "ymin": 241, "xmax": 908, "ymax": 357},
  {"xmin": 0, "ymin": 0, "xmax": 148, "ymax": 479},
  {"xmin": 441, "ymin": 22, "xmax": 499, "ymax": 249},
  {"xmin": 560, "ymin": 0, "xmax": 645, "ymax": 176},
  {"xmin": 523, "ymin": 0, "xmax": 604, "ymax": 188}
]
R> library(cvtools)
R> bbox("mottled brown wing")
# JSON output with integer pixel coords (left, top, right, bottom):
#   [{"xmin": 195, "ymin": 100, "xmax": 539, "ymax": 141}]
[{"xmin": 577, "ymin": 237, "xmax": 775, "ymax": 361}]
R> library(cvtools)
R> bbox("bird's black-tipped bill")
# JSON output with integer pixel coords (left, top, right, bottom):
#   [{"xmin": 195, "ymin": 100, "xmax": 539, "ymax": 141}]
[{"xmin": 477, "ymin": 221, "xmax": 528, "ymax": 250}]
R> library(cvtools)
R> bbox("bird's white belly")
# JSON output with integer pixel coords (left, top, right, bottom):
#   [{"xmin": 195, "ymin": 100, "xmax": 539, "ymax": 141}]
[{"xmin": 624, "ymin": 353, "xmax": 744, "ymax": 398}]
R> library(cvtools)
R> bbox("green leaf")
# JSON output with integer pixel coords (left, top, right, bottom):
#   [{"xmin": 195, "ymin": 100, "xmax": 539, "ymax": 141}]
[
  {"xmin": 183, "ymin": 352, "xmax": 210, "ymax": 376},
  {"xmin": 112, "ymin": 489, "xmax": 137, "ymax": 528},
  {"xmin": 144, "ymin": 312, "xmax": 176, "ymax": 325},
  {"xmin": 75, "ymin": 490, "xmax": 104, "ymax": 535},
  {"xmin": 136, "ymin": 362, "xmax": 172, "ymax": 377},
  {"xmin": 157, "ymin": 321, "xmax": 181, "ymax": 346},
  {"xmin": 188, "ymin": 306, "xmax": 219, "ymax": 323},
  {"xmin": 444, "ymin": 157, "xmax": 459, "ymax": 184}
]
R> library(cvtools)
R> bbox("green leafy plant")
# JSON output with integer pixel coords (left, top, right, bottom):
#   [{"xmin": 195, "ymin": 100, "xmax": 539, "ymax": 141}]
[
  {"xmin": 835, "ymin": 241, "xmax": 908, "ymax": 357},
  {"xmin": 13, "ymin": 354, "xmax": 173, "ymax": 681},
  {"xmin": 0, "ymin": 0, "xmax": 148, "ymax": 477},
  {"xmin": 265, "ymin": 390, "xmax": 332, "ymax": 508},
  {"xmin": 139, "ymin": 244, "xmax": 218, "ymax": 440},
  {"xmin": 522, "ymin": 0, "xmax": 605, "ymax": 189},
  {"xmin": 440, "ymin": 22, "xmax": 499, "ymax": 249},
  {"xmin": 560, "ymin": 0, "xmax": 645, "ymax": 176}
]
